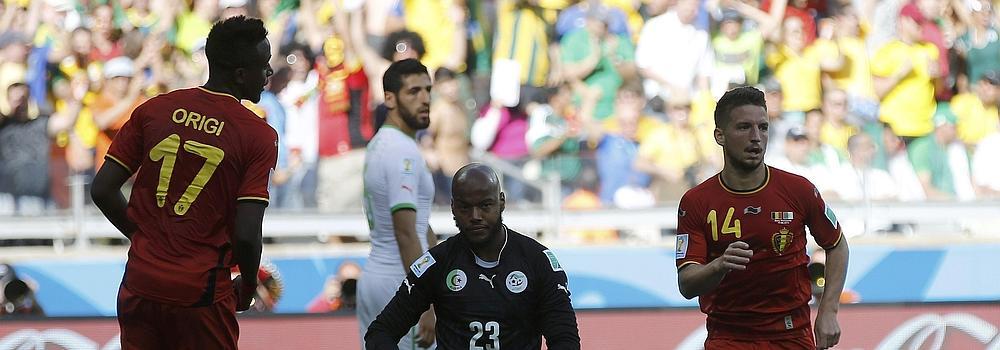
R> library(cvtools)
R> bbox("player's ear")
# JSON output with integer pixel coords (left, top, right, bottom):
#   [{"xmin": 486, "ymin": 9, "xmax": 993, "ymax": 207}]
[
  {"xmin": 498, "ymin": 191, "xmax": 506, "ymax": 212},
  {"xmin": 234, "ymin": 67, "xmax": 247, "ymax": 85},
  {"xmin": 714, "ymin": 127, "xmax": 724, "ymax": 146},
  {"xmin": 384, "ymin": 91, "xmax": 397, "ymax": 110}
]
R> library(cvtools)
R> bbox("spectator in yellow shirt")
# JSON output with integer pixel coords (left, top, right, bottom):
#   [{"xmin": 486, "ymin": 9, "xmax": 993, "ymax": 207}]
[
  {"xmin": 950, "ymin": 71, "xmax": 999, "ymax": 146},
  {"xmin": 872, "ymin": 3, "xmax": 940, "ymax": 139},
  {"xmin": 818, "ymin": 5, "xmax": 879, "ymax": 120},
  {"xmin": 494, "ymin": 0, "xmax": 562, "ymax": 89},
  {"xmin": 402, "ymin": 0, "xmax": 467, "ymax": 73},
  {"xmin": 819, "ymin": 89, "xmax": 859, "ymax": 155},
  {"xmin": 634, "ymin": 93, "xmax": 702, "ymax": 201},
  {"xmin": 766, "ymin": 16, "xmax": 844, "ymax": 113}
]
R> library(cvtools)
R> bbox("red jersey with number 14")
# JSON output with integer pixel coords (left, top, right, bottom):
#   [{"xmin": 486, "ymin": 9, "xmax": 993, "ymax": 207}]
[
  {"xmin": 675, "ymin": 166, "xmax": 842, "ymax": 340},
  {"xmin": 106, "ymin": 87, "xmax": 278, "ymax": 306}
]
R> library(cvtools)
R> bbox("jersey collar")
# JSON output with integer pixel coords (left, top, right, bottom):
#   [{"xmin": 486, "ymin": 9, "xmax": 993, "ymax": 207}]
[
  {"xmin": 471, "ymin": 225, "xmax": 509, "ymax": 268},
  {"xmin": 381, "ymin": 123, "xmax": 417, "ymax": 140},
  {"xmin": 719, "ymin": 165, "xmax": 771, "ymax": 195},
  {"xmin": 196, "ymin": 86, "xmax": 240, "ymax": 101}
]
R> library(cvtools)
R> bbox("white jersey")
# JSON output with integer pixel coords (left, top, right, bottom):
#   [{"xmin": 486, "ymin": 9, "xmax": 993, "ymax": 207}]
[{"xmin": 362, "ymin": 126, "xmax": 435, "ymax": 275}]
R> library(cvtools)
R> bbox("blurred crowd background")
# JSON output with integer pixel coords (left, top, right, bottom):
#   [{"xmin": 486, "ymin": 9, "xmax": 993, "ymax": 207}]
[
  {"xmin": 1, "ymin": 0, "xmax": 999, "ymax": 319},
  {"xmin": 0, "ymin": 0, "xmax": 998, "ymax": 219}
]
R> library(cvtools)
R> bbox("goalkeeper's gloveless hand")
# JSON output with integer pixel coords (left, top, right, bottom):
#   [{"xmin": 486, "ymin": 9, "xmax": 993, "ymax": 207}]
[{"xmin": 233, "ymin": 275, "xmax": 257, "ymax": 312}]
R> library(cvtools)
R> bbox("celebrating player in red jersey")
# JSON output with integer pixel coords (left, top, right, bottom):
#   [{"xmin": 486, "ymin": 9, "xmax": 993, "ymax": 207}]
[
  {"xmin": 91, "ymin": 16, "xmax": 276, "ymax": 350},
  {"xmin": 676, "ymin": 87, "xmax": 849, "ymax": 350}
]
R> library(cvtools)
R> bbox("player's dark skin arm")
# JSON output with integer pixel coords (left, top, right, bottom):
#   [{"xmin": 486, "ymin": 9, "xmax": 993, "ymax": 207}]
[
  {"xmin": 677, "ymin": 241, "xmax": 753, "ymax": 299},
  {"xmin": 91, "ymin": 162, "xmax": 138, "ymax": 239},
  {"xmin": 232, "ymin": 200, "xmax": 266, "ymax": 311}
]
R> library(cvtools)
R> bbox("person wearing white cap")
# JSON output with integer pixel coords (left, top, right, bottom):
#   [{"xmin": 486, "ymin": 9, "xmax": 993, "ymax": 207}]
[
  {"xmin": 103, "ymin": 56, "xmax": 135, "ymax": 80},
  {"xmin": 91, "ymin": 56, "xmax": 146, "ymax": 173},
  {"xmin": 219, "ymin": 0, "xmax": 249, "ymax": 19},
  {"xmin": 765, "ymin": 126, "xmax": 825, "ymax": 187}
]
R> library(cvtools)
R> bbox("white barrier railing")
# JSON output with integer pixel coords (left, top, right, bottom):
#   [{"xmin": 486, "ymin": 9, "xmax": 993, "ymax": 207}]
[{"xmin": 2, "ymin": 201, "xmax": 999, "ymax": 250}]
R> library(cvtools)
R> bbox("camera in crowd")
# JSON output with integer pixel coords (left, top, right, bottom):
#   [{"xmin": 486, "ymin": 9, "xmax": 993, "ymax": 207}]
[{"xmin": 0, "ymin": 264, "xmax": 44, "ymax": 316}]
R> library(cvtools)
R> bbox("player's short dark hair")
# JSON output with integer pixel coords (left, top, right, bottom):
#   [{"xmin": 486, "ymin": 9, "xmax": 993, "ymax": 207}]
[
  {"xmin": 714, "ymin": 86, "xmax": 767, "ymax": 128},
  {"xmin": 205, "ymin": 15, "xmax": 268, "ymax": 71},
  {"xmin": 383, "ymin": 59, "xmax": 429, "ymax": 94},
  {"xmin": 381, "ymin": 30, "xmax": 426, "ymax": 61}
]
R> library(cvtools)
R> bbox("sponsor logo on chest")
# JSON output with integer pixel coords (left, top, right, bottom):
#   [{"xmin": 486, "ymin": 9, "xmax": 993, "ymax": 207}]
[{"xmin": 478, "ymin": 273, "xmax": 496, "ymax": 289}]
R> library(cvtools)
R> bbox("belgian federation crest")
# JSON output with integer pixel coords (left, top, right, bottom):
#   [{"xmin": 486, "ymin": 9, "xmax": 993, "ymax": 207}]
[{"xmin": 771, "ymin": 228, "xmax": 793, "ymax": 255}]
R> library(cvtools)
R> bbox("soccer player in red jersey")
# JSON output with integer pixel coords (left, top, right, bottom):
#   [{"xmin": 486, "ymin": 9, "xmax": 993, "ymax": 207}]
[
  {"xmin": 91, "ymin": 16, "xmax": 276, "ymax": 350},
  {"xmin": 676, "ymin": 86, "xmax": 849, "ymax": 350}
]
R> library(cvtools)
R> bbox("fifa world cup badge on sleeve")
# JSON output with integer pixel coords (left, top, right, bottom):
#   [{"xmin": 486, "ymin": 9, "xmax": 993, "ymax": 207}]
[
  {"xmin": 824, "ymin": 204, "xmax": 839, "ymax": 229},
  {"xmin": 676, "ymin": 234, "xmax": 689, "ymax": 259},
  {"xmin": 402, "ymin": 158, "xmax": 414, "ymax": 174},
  {"xmin": 543, "ymin": 250, "xmax": 563, "ymax": 272},
  {"xmin": 410, "ymin": 252, "xmax": 436, "ymax": 277}
]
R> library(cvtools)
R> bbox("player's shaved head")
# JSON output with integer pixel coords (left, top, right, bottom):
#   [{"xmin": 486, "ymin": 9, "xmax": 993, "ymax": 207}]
[
  {"xmin": 451, "ymin": 163, "xmax": 506, "ymax": 249},
  {"xmin": 452, "ymin": 163, "xmax": 501, "ymax": 196}
]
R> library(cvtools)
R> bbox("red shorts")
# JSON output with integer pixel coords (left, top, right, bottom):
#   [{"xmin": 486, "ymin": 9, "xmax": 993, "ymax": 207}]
[
  {"xmin": 117, "ymin": 284, "xmax": 239, "ymax": 350},
  {"xmin": 706, "ymin": 305, "xmax": 813, "ymax": 341},
  {"xmin": 706, "ymin": 336, "xmax": 815, "ymax": 350}
]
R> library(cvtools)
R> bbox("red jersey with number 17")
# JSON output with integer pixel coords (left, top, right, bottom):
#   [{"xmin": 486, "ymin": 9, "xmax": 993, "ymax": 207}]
[
  {"xmin": 675, "ymin": 166, "xmax": 842, "ymax": 340},
  {"xmin": 106, "ymin": 87, "xmax": 278, "ymax": 307}
]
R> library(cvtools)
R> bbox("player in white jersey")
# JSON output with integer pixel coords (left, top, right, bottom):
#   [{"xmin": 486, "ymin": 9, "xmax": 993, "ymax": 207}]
[{"xmin": 359, "ymin": 59, "xmax": 438, "ymax": 349}]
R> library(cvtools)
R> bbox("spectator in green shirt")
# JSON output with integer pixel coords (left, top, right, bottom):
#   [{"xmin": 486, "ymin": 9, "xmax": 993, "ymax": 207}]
[
  {"xmin": 526, "ymin": 84, "xmax": 587, "ymax": 197},
  {"xmin": 711, "ymin": 10, "xmax": 764, "ymax": 87},
  {"xmin": 559, "ymin": 5, "xmax": 636, "ymax": 121},
  {"xmin": 954, "ymin": 0, "xmax": 1000, "ymax": 89},
  {"xmin": 907, "ymin": 103, "xmax": 977, "ymax": 200}
]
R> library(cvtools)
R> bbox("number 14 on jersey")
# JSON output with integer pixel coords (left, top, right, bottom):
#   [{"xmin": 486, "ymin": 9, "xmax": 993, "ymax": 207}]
[{"xmin": 707, "ymin": 207, "xmax": 742, "ymax": 241}]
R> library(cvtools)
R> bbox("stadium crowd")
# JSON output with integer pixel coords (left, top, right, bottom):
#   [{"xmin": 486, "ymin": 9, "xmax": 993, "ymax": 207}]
[{"xmin": 0, "ymin": 0, "xmax": 998, "ymax": 218}]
